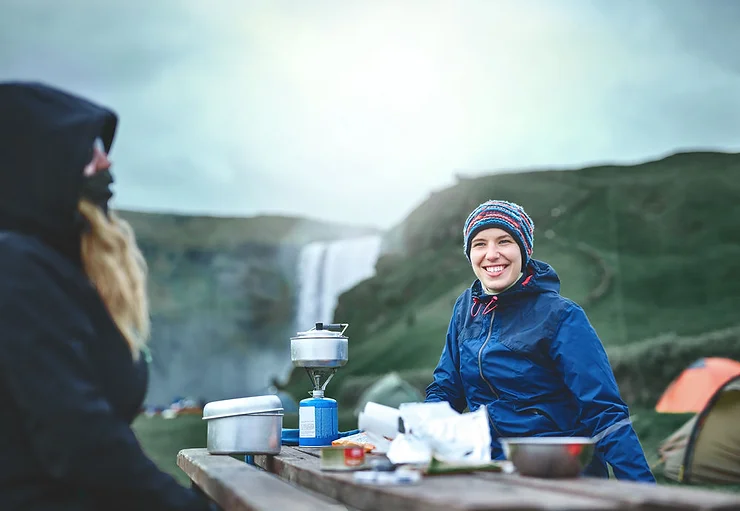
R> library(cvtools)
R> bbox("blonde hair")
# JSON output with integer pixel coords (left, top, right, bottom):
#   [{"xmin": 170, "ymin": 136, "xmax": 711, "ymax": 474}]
[{"xmin": 78, "ymin": 199, "xmax": 150, "ymax": 359}]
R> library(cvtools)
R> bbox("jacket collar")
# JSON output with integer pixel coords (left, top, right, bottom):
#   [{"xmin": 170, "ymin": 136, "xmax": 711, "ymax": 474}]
[{"xmin": 470, "ymin": 259, "xmax": 561, "ymax": 303}]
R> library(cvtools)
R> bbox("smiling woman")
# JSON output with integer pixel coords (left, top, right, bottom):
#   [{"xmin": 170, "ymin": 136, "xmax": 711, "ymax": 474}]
[
  {"xmin": 469, "ymin": 229, "xmax": 523, "ymax": 293},
  {"xmin": 424, "ymin": 199, "xmax": 656, "ymax": 483}
]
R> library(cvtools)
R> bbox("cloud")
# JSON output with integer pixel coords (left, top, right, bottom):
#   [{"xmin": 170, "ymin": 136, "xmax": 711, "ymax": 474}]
[{"xmin": 1, "ymin": 0, "xmax": 738, "ymax": 228}]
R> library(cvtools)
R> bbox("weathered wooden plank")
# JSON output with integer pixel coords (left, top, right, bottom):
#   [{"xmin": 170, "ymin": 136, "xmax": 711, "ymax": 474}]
[
  {"xmin": 177, "ymin": 448, "xmax": 347, "ymax": 511},
  {"xmin": 253, "ymin": 446, "xmax": 618, "ymax": 511},
  {"xmin": 474, "ymin": 472, "xmax": 740, "ymax": 511}
]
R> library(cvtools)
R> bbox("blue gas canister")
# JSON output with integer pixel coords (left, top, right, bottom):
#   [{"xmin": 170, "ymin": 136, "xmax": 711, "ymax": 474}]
[{"xmin": 299, "ymin": 389, "xmax": 338, "ymax": 447}]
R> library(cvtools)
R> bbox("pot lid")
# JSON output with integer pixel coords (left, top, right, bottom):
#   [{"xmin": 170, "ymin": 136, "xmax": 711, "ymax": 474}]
[
  {"xmin": 292, "ymin": 322, "xmax": 349, "ymax": 339},
  {"xmin": 202, "ymin": 395, "xmax": 284, "ymax": 420}
]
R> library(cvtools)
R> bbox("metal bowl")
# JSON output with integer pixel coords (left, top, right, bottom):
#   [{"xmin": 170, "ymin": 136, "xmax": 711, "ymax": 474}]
[{"xmin": 500, "ymin": 437, "xmax": 595, "ymax": 478}]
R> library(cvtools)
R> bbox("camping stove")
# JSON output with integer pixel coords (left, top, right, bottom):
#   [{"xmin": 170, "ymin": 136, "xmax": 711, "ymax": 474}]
[{"xmin": 290, "ymin": 323, "xmax": 349, "ymax": 447}]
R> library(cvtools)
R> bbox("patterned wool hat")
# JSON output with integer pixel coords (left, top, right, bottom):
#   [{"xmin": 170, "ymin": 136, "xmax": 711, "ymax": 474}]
[{"xmin": 463, "ymin": 200, "xmax": 535, "ymax": 265}]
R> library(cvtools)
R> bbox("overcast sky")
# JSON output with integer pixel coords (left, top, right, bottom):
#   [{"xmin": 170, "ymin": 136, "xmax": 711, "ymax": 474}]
[{"xmin": 2, "ymin": 0, "xmax": 739, "ymax": 229}]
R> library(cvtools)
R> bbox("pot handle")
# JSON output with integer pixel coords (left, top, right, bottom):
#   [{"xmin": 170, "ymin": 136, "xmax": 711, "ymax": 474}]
[{"xmin": 315, "ymin": 322, "xmax": 349, "ymax": 335}]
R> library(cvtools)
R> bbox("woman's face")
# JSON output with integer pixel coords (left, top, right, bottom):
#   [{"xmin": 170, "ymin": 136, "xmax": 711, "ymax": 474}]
[
  {"xmin": 83, "ymin": 140, "xmax": 111, "ymax": 177},
  {"xmin": 469, "ymin": 227, "xmax": 522, "ymax": 293}
]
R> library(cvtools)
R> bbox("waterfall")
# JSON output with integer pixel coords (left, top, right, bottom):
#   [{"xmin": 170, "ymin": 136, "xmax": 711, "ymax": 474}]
[
  {"xmin": 263, "ymin": 234, "xmax": 384, "ymax": 394},
  {"xmin": 295, "ymin": 235, "xmax": 383, "ymax": 332}
]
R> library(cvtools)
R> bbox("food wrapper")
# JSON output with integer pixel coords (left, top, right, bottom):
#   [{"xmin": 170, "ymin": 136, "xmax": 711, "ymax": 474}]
[
  {"xmin": 357, "ymin": 401, "xmax": 491, "ymax": 465},
  {"xmin": 386, "ymin": 432, "xmax": 432, "ymax": 465},
  {"xmin": 401, "ymin": 402, "xmax": 491, "ymax": 462},
  {"xmin": 383, "ymin": 402, "xmax": 491, "ymax": 466},
  {"xmin": 332, "ymin": 431, "xmax": 376, "ymax": 453}
]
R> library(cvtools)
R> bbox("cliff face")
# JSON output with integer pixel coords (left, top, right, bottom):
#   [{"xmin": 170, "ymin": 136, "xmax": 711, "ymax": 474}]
[{"xmin": 140, "ymin": 242, "xmax": 297, "ymax": 405}]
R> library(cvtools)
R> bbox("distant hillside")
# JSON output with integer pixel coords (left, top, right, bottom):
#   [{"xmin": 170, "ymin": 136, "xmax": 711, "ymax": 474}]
[
  {"xmin": 280, "ymin": 151, "xmax": 740, "ymax": 408},
  {"xmin": 115, "ymin": 210, "xmax": 378, "ymax": 406},
  {"xmin": 120, "ymin": 211, "xmax": 379, "ymax": 249}
]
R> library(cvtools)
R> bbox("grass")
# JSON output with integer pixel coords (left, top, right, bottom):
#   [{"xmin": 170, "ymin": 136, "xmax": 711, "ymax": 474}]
[{"xmin": 132, "ymin": 414, "xmax": 208, "ymax": 487}]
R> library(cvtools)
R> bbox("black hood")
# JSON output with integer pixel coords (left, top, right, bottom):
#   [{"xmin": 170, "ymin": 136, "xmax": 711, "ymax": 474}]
[{"xmin": 0, "ymin": 81, "xmax": 118, "ymax": 263}]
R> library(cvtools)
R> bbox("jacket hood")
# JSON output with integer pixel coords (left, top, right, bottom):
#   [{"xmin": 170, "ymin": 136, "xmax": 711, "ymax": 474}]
[
  {"xmin": 0, "ymin": 81, "xmax": 118, "ymax": 263},
  {"xmin": 472, "ymin": 258, "xmax": 561, "ymax": 299}
]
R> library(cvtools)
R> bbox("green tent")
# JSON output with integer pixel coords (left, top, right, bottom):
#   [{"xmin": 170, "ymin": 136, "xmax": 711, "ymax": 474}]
[
  {"xmin": 659, "ymin": 375, "xmax": 740, "ymax": 484},
  {"xmin": 353, "ymin": 372, "xmax": 424, "ymax": 416}
]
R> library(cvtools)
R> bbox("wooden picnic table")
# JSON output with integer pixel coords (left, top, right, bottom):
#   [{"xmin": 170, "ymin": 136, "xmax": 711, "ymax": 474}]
[{"xmin": 178, "ymin": 447, "xmax": 740, "ymax": 511}]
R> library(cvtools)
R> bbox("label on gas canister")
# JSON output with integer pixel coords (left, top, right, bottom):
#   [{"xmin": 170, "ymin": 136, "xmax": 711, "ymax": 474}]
[{"xmin": 299, "ymin": 406, "xmax": 316, "ymax": 438}]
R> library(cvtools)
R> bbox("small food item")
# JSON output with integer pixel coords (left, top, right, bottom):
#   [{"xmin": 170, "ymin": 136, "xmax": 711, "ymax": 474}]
[
  {"xmin": 332, "ymin": 432, "xmax": 376, "ymax": 452},
  {"xmin": 320, "ymin": 446, "xmax": 367, "ymax": 471}
]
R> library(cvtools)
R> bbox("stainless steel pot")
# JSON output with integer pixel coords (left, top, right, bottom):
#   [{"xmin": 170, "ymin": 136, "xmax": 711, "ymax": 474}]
[
  {"xmin": 500, "ymin": 417, "xmax": 633, "ymax": 478},
  {"xmin": 500, "ymin": 437, "xmax": 595, "ymax": 478},
  {"xmin": 203, "ymin": 395, "xmax": 283, "ymax": 455},
  {"xmin": 290, "ymin": 323, "xmax": 348, "ymax": 368}
]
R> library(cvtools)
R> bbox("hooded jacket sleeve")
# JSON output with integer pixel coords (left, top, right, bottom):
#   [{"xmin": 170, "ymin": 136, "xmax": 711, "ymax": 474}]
[
  {"xmin": 549, "ymin": 303, "xmax": 655, "ymax": 483},
  {"xmin": 425, "ymin": 297, "xmax": 467, "ymax": 412},
  {"xmin": 0, "ymin": 252, "xmax": 215, "ymax": 510}
]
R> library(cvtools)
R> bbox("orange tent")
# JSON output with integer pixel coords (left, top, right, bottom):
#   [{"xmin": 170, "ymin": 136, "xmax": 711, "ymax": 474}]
[{"xmin": 656, "ymin": 357, "xmax": 740, "ymax": 413}]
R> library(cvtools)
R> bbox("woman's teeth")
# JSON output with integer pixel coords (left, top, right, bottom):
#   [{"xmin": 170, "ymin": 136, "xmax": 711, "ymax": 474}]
[{"xmin": 485, "ymin": 265, "xmax": 505, "ymax": 274}]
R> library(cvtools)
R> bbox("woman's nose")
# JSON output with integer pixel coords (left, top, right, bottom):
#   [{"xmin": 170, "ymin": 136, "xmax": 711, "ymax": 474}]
[
  {"xmin": 84, "ymin": 147, "xmax": 112, "ymax": 176},
  {"xmin": 485, "ymin": 244, "xmax": 499, "ymax": 260}
]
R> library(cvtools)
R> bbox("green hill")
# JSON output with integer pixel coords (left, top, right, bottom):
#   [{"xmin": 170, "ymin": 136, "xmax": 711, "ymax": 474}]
[{"xmin": 280, "ymin": 151, "xmax": 740, "ymax": 409}]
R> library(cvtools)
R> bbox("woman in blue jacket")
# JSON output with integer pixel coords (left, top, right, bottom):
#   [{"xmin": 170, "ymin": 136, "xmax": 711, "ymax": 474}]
[{"xmin": 425, "ymin": 200, "xmax": 655, "ymax": 482}]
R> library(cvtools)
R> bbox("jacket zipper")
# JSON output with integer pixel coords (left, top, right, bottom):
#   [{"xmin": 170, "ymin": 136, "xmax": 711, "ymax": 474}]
[{"xmin": 478, "ymin": 311, "xmax": 503, "ymax": 437}]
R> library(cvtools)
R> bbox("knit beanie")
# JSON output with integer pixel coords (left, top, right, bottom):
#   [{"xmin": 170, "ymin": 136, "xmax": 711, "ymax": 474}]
[{"xmin": 463, "ymin": 200, "xmax": 535, "ymax": 265}]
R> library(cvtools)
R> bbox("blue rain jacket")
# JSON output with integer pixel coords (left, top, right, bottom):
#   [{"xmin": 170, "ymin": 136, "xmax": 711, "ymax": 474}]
[{"xmin": 425, "ymin": 260, "xmax": 655, "ymax": 482}]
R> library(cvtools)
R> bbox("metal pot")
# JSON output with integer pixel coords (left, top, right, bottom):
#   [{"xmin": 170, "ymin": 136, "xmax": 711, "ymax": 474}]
[
  {"xmin": 500, "ymin": 418, "xmax": 632, "ymax": 478},
  {"xmin": 500, "ymin": 437, "xmax": 595, "ymax": 478},
  {"xmin": 290, "ymin": 323, "xmax": 348, "ymax": 368},
  {"xmin": 203, "ymin": 395, "xmax": 284, "ymax": 455}
]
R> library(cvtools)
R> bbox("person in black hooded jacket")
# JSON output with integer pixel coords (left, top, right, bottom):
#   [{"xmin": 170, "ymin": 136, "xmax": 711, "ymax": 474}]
[{"xmin": 0, "ymin": 82, "xmax": 217, "ymax": 510}]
